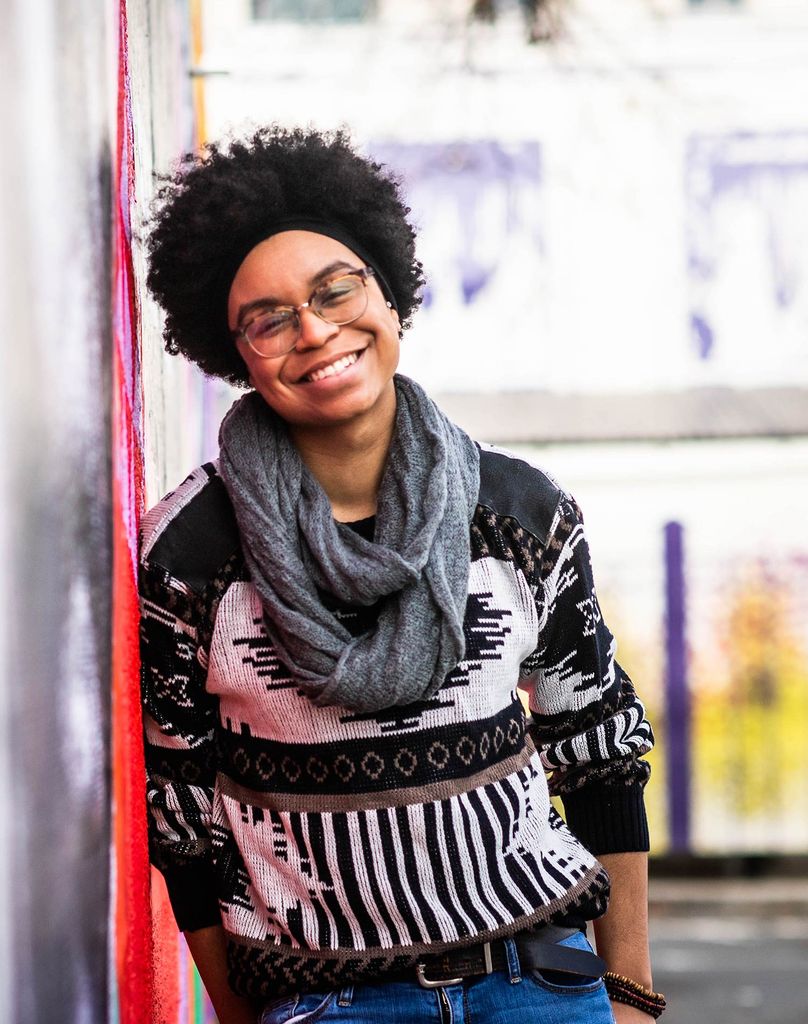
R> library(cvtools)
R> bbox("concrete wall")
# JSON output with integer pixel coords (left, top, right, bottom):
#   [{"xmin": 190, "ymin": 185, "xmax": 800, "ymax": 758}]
[{"xmin": 128, "ymin": 0, "xmax": 217, "ymax": 503}]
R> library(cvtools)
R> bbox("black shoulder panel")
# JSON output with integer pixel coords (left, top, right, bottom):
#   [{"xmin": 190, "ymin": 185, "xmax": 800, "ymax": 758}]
[
  {"xmin": 477, "ymin": 446, "xmax": 562, "ymax": 546},
  {"xmin": 148, "ymin": 467, "xmax": 242, "ymax": 593}
]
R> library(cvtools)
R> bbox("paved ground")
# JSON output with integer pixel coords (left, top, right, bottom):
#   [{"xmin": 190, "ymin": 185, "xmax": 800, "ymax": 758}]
[{"xmin": 647, "ymin": 878, "xmax": 808, "ymax": 1024}]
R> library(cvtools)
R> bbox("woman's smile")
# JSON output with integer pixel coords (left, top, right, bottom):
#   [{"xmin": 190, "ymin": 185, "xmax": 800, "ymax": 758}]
[{"xmin": 298, "ymin": 347, "xmax": 364, "ymax": 384}]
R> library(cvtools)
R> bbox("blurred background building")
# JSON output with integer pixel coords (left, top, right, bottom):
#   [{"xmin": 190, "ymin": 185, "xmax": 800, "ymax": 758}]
[
  {"xmin": 192, "ymin": 0, "xmax": 808, "ymax": 861},
  {"xmin": 1, "ymin": 0, "xmax": 806, "ymax": 1021}
]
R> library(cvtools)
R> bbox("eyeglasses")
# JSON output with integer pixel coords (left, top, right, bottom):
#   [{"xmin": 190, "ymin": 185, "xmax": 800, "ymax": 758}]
[{"xmin": 233, "ymin": 266, "xmax": 376, "ymax": 359}]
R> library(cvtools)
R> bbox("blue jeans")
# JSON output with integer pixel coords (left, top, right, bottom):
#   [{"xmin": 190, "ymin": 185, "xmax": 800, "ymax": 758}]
[{"xmin": 259, "ymin": 931, "xmax": 615, "ymax": 1024}]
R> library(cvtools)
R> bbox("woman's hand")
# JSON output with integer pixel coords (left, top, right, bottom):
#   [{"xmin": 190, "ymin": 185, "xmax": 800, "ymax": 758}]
[
  {"xmin": 611, "ymin": 1002, "xmax": 658, "ymax": 1023},
  {"xmin": 184, "ymin": 925, "xmax": 259, "ymax": 1024}
]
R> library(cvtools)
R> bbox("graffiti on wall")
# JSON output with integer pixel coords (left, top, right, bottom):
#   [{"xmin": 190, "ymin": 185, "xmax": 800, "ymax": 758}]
[
  {"xmin": 686, "ymin": 132, "xmax": 808, "ymax": 386},
  {"xmin": 372, "ymin": 140, "xmax": 543, "ymax": 309},
  {"xmin": 369, "ymin": 141, "xmax": 544, "ymax": 391}
]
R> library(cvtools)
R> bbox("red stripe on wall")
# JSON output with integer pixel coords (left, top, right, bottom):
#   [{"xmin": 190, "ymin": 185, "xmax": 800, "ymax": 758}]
[{"xmin": 112, "ymin": 2, "xmax": 157, "ymax": 1021}]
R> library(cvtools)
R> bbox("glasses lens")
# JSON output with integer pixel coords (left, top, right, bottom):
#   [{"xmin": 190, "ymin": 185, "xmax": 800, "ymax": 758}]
[
  {"xmin": 245, "ymin": 309, "xmax": 297, "ymax": 356},
  {"xmin": 313, "ymin": 275, "xmax": 367, "ymax": 325}
]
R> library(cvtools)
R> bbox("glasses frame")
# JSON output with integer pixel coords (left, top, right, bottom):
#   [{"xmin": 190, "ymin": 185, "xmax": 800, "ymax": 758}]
[{"xmin": 232, "ymin": 265, "xmax": 376, "ymax": 359}]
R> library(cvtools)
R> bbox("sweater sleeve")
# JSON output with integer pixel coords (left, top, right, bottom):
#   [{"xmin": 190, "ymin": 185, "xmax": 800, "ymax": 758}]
[
  {"xmin": 139, "ymin": 558, "xmax": 221, "ymax": 932},
  {"xmin": 520, "ymin": 493, "xmax": 654, "ymax": 855}
]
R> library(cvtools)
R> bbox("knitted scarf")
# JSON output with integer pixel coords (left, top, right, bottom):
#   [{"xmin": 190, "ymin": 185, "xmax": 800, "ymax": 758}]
[{"xmin": 218, "ymin": 375, "xmax": 480, "ymax": 712}]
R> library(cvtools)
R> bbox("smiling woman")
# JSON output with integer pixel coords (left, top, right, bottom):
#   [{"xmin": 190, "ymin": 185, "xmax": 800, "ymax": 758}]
[
  {"xmin": 146, "ymin": 128, "xmax": 423, "ymax": 385},
  {"xmin": 141, "ymin": 126, "xmax": 661, "ymax": 1024},
  {"xmin": 228, "ymin": 231, "xmax": 400, "ymax": 439}
]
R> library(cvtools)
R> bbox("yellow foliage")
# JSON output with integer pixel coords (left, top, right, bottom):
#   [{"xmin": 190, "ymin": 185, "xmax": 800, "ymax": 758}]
[{"xmin": 692, "ymin": 562, "xmax": 808, "ymax": 848}]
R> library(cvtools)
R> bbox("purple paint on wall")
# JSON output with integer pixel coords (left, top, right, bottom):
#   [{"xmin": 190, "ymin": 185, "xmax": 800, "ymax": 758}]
[
  {"xmin": 664, "ymin": 521, "xmax": 690, "ymax": 852},
  {"xmin": 685, "ymin": 132, "xmax": 808, "ymax": 362},
  {"xmin": 370, "ymin": 140, "xmax": 542, "ymax": 309},
  {"xmin": 689, "ymin": 312, "xmax": 713, "ymax": 360}
]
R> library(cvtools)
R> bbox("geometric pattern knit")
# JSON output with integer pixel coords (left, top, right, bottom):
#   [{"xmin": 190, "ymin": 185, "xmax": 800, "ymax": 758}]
[{"xmin": 139, "ymin": 445, "xmax": 654, "ymax": 1000}]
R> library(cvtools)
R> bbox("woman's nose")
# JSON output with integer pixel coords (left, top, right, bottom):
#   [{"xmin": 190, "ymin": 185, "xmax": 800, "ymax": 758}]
[{"xmin": 294, "ymin": 307, "xmax": 339, "ymax": 351}]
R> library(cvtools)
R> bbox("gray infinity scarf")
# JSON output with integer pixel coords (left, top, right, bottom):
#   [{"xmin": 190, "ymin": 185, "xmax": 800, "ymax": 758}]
[{"xmin": 218, "ymin": 375, "xmax": 480, "ymax": 712}]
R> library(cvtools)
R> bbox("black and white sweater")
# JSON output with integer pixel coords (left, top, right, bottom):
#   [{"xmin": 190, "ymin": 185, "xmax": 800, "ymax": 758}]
[{"xmin": 139, "ymin": 445, "xmax": 653, "ymax": 1000}]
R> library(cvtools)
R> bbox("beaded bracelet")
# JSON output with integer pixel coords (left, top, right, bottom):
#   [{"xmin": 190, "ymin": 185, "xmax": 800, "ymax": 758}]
[{"xmin": 603, "ymin": 971, "xmax": 667, "ymax": 1019}]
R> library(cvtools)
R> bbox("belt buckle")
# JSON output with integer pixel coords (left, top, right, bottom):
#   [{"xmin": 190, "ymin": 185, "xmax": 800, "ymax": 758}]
[
  {"xmin": 415, "ymin": 962, "xmax": 464, "ymax": 989},
  {"xmin": 415, "ymin": 942, "xmax": 493, "ymax": 989}
]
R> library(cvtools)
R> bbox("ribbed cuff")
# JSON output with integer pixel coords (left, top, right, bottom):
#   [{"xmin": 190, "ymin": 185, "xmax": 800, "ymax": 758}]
[
  {"xmin": 562, "ymin": 782, "xmax": 650, "ymax": 855},
  {"xmin": 160, "ymin": 860, "xmax": 222, "ymax": 932}
]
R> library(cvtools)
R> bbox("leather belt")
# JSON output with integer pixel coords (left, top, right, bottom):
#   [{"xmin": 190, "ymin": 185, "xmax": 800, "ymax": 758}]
[{"xmin": 406, "ymin": 926, "xmax": 606, "ymax": 989}]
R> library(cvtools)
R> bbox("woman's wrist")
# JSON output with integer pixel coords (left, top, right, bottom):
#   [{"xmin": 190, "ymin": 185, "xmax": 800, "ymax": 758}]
[{"xmin": 604, "ymin": 971, "xmax": 667, "ymax": 1019}]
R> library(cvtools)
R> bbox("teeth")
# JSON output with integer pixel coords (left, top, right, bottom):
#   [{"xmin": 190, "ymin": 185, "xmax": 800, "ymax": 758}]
[{"xmin": 306, "ymin": 351, "xmax": 358, "ymax": 383}]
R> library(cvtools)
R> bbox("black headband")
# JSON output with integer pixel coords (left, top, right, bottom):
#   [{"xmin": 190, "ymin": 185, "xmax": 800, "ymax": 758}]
[{"xmin": 220, "ymin": 216, "xmax": 399, "ymax": 314}]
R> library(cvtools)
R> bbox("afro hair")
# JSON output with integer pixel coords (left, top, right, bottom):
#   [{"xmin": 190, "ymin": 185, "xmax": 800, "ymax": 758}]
[{"xmin": 146, "ymin": 126, "xmax": 424, "ymax": 387}]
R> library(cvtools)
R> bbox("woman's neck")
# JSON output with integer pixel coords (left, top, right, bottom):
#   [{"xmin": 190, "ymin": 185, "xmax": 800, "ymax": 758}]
[{"xmin": 290, "ymin": 412, "xmax": 395, "ymax": 523}]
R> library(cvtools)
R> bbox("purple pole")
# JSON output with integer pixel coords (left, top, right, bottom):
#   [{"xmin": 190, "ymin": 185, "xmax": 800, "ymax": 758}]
[{"xmin": 664, "ymin": 521, "xmax": 690, "ymax": 852}]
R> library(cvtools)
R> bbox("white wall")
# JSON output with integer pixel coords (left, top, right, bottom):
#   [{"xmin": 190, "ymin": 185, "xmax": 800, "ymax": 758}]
[
  {"xmin": 197, "ymin": 0, "xmax": 808, "ymax": 401},
  {"xmin": 128, "ymin": 0, "xmax": 221, "ymax": 504}
]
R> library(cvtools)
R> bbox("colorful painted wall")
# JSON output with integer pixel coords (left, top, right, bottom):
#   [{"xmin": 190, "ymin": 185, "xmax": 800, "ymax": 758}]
[
  {"xmin": 120, "ymin": 1, "xmax": 219, "ymax": 1021},
  {"xmin": 0, "ymin": 0, "xmax": 216, "ymax": 1020}
]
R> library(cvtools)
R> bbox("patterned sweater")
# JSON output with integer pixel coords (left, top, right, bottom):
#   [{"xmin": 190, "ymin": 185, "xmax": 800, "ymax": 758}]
[{"xmin": 139, "ymin": 445, "xmax": 654, "ymax": 1000}]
